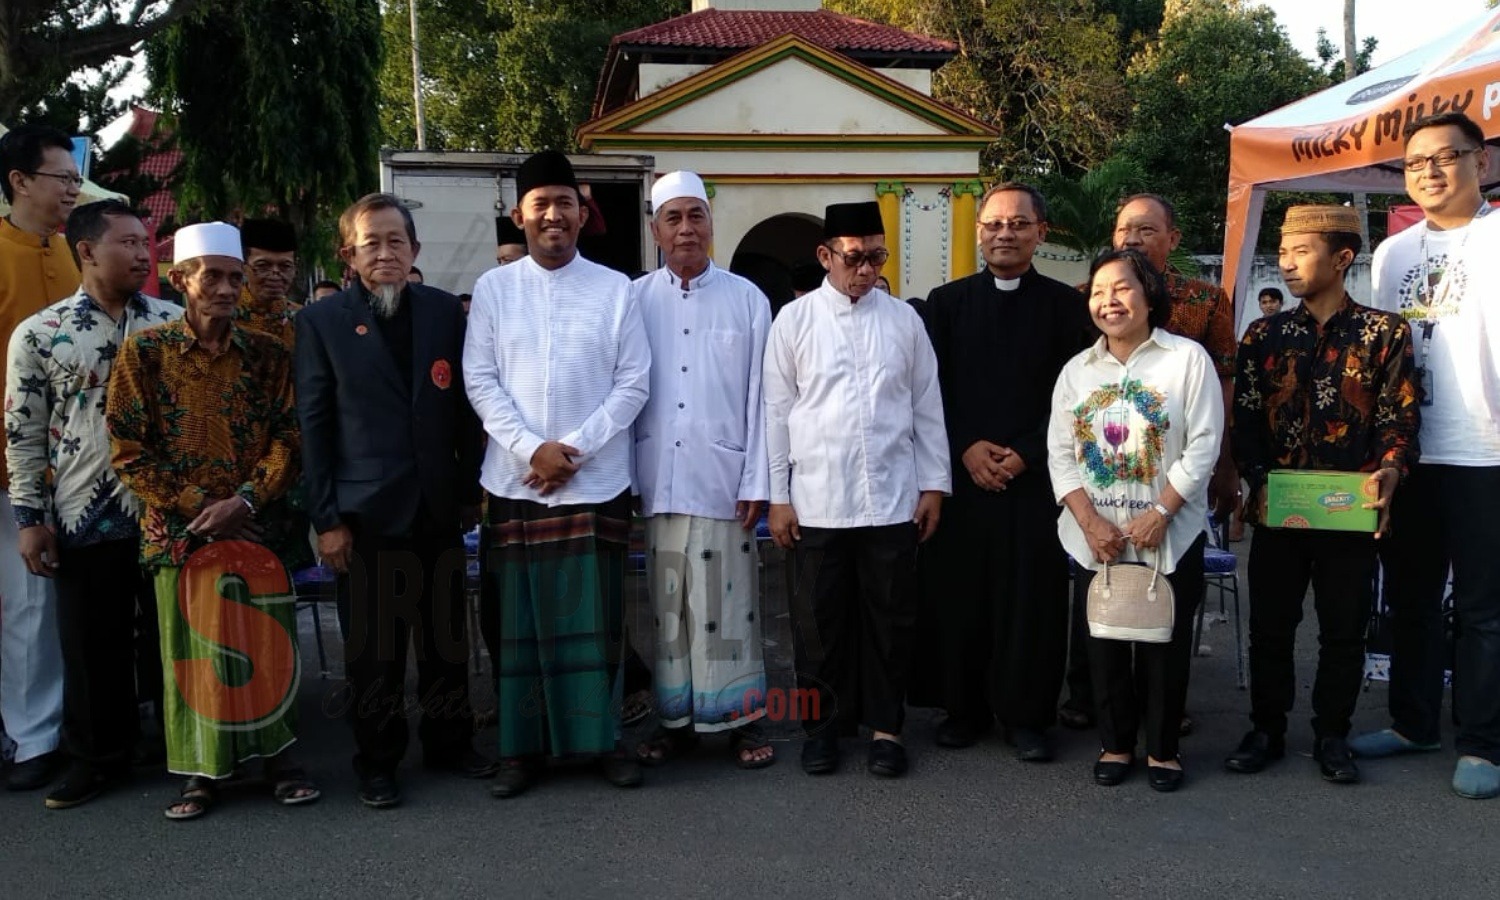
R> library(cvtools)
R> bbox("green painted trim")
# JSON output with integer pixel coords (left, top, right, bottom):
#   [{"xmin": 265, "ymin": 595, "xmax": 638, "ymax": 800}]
[
  {"xmin": 876, "ymin": 181, "xmax": 905, "ymax": 196},
  {"xmin": 950, "ymin": 179, "xmax": 986, "ymax": 196},
  {"xmin": 598, "ymin": 42, "xmax": 993, "ymax": 138},
  {"xmin": 704, "ymin": 182, "xmax": 717, "ymax": 199}
]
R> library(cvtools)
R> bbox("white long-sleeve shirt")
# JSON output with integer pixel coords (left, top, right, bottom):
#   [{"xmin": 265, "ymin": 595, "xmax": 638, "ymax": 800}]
[
  {"xmin": 464, "ymin": 253, "xmax": 651, "ymax": 506},
  {"xmin": 764, "ymin": 280, "xmax": 951, "ymax": 528},
  {"xmin": 1047, "ymin": 329, "xmax": 1222, "ymax": 574},
  {"xmin": 632, "ymin": 262, "xmax": 770, "ymax": 519}
]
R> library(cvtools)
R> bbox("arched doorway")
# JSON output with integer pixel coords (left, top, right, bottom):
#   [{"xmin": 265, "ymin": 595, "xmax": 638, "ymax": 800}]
[{"xmin": 730, "ymin": 213, "xmax": 824, "ymax": 315}]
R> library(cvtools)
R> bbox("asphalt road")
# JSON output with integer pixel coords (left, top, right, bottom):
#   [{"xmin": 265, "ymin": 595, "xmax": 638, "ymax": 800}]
[{"xmin": 1, "ymin": 545, "xmax": 1496, "ymax": 899}]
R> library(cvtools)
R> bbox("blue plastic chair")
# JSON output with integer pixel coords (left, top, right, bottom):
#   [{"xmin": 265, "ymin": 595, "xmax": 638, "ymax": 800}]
[
  {"xmin": 1195, "ymin": 517, "xmax": 1245, "ymax": 689},
  {"xmin": 291, "ymin": 564, "xmax": 339, "ymax": 678}
]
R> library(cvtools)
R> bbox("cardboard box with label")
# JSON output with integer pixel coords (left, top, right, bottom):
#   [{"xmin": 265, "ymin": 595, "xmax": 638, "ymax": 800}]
[{"xmin": 1266, "ymin": 470, "xmax": 1378, "ymax": 533}]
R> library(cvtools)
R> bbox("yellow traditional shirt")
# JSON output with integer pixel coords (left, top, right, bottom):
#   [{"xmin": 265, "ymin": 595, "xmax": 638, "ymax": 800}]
[
  {"xmin": 236, "ymin": 285, "xmax": 295, "ymax": 348},
  {"xmin": 106, "ymin": 319, "xmax": 299, "ymax": 568},
  {"xmin": 0, "ymin": 217, "xmax": 80, "ymax": 487}
]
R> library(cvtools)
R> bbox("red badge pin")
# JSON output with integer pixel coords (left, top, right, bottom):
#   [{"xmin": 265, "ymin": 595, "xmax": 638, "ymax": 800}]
[
  {"xmin": 355, "ymin": 324, "xmax": 369, "ymax": 336},
  {"xmin": 431, "ymin": 358, "xmax": 452, "ymax": 390}
]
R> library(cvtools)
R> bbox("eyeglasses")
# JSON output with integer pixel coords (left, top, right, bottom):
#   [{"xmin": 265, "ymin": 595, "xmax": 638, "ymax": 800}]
[
  {"xmin": 26, "ymin": 170, "xmax": 84, "ymax": 187},
  {"xmin": 1403, "ymin": 147, "xmax": 1481, "ymax": 172},
  {"xmin": 978, "ymin": 218, "xmax": 1036, "ymax": 235},
  {"xmin": 249, "ymin": 261, "xmax": 297, "ymax": 276},
  {"xmin": 824, "ymin": 246, "xmax": 890, "ymax": 269}
]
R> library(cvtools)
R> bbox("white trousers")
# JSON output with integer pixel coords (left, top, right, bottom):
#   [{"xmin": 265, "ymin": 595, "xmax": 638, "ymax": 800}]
[{"xmin": 0, "ymin": 490, "xmax": 63, "ymax": 762}]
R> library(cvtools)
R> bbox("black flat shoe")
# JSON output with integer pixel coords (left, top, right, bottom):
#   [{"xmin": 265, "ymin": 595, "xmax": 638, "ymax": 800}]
[
  {"xmin": 1314, "ymin": 737, "xmax": 1361, "ymax": 784},
  {"xmin": 1058, "ymin": 706, "xmax": 1095, "ymax": 731},
  {"xmin": 935, "ymin": 717, "xmax": 982, "ymax": 749},
  {"xmin": 867, "ymin": 739, "xmax": 908, "ymax": 778},
  {"xmin": 6, "ymin": 752, "xmax": 61, "ymax": 791},
  {"xmin": 44, "ymin": 763, "xmax": 112, "ymax": 810},
  {"xmin": 801, "ymin": 737, "xmax": 840, "ymax": 775},
  {"xmin": 490, "ymin": 758, "xmax": 540, "ymax": 799},
  {"xmin": 1224, "ymin": 730, "xmax": 1284, "ymax": 774},
  {"xmin": 358, "ymin": 773, "xmax": 401, "ymax": 809},
  {"xmin": 1009, "ymin": 728, "xmax": 1055, "ymax": 762},
  {"xmin": 1148, "ymin": 764, "xmax": 1185, "ymax": 793},
  {"xmin": 425, "ymin": 748, "xmax": 500, "ymax": 779},
  {"xmin": 601, "ymin": 752, "xmax": 644, "ymax": 789},
  {"xmin": 1093, "ymin": 757, "xmax": 1132, "ymax": 786}
]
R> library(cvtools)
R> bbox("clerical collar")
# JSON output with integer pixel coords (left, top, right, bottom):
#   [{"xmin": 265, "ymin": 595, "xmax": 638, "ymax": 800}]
[{"xmin": 994, "ymin": 275, "xmax": 1022, "ymax": 291}]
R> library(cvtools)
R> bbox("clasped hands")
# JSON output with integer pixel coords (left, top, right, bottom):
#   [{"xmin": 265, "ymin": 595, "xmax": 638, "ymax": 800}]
[
  {"xmin": 523, "ymin": 441, "xmax": 581, "ymax": 496},
  {"xmin": 1081, "ymin": 507, "xmax": 1168, "ymax": 564},
  {"xmin": 963, "ymin": 441, "xmax": 1026, "ymax": 492}
]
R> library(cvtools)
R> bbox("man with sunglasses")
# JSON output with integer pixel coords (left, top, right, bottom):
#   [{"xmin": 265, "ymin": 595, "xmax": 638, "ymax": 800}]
[
  {"xmin": 765, "ymin": 200, "xmax": 949, "ymax": 778},
  {"xmin": 911, "ymin": 183, "xmax": 1090, "ymax": 761},
  {"xmin": 0, "ymin": 124, "xmax": 82, "ymax": 789},
  {"xmin": 1359, "ymin": 111, "xmax": 1500, "ymax": 800}
]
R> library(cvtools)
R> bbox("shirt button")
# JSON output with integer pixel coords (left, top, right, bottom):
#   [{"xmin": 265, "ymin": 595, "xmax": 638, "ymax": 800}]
[
  {"xmin": 681, "ymin": 366, "xmax": 687, "ymax": 372},
  {"xmin": 678, "ymin": 402, "xmax": 685, "ymax": 409},
  {"xmin": 683, "ymin": 328, "xmax": 690, "ymax": 335},
  {"xmin": 675, "ymin": 440, "xmax": 682, "ymax": 447}
]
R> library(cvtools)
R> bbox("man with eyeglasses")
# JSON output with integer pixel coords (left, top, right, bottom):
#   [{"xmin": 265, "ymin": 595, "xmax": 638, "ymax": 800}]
[
  {"xmin": 237, "ymin": 219, "xmax": 300, "ymax": 346},
  {"xmin": 910, "ymin": 182, "xmax": 1090, "ymax": 761},
  {"xmin": 1058, "ymin": 192, "xmax": 1238, "ymax": 735},
  {"xmin": 766, "ymin": 200, "xmax": 950, "ymax": 778},
  {"xmin": 0, "ymin": 124, "xmax": 82, "ymax": 790},
  {"xmin": 1357, "ymin": 111, "xmax": 1500, "ymax": 800}
]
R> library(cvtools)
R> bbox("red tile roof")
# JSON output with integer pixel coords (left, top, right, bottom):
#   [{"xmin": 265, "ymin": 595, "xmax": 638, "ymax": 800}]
[{"xmin": 614, "ymin": 9, "xmax": 954, "ymax": 55}]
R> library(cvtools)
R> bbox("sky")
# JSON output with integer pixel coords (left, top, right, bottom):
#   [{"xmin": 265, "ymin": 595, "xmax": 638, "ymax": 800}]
[{"xmin": 1260, "ymin": 0, "xmax": 1495, "ymax": 67}]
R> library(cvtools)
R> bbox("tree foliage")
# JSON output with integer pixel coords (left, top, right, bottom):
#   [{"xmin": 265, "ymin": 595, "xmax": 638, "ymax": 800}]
[
  {"xmin": 1037, "ymin": 154, "xmax": 1146, "ymax": 260},
  {"xmin": 146, "ymin": 0, "xmax": 380, "ymax": 262},
  {"xmin": 1118, "ymin": 0, "xmax": 1326, "ymax": 251},
  {"xmin": 1315, "ymin": 28, "xmax": 1377, "ymax": 83},
  {"xmin": 0, "ymin": 0, "xmax": 202, "ymax": 122},
  {"xmin": 379, "ymin": 0, "xmax": 685, "ymax": 152}
]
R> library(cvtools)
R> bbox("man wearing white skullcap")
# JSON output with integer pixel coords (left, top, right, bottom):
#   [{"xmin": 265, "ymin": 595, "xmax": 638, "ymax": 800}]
[
  {"xmin": 629, "ymin": 171, "xmax": 775, "ymax": 770},
  {"xmin": 106, "ymin": 220, "xmax": 318, "ymax": 819}
]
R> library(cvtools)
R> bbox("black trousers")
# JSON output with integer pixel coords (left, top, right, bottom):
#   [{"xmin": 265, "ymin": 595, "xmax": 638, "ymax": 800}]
[
  {"xmin": 791, "ymin": 524, "xmax": 918, "ymax": 737},
  {"xmin": 1083, "ymin": 535, "xmax": 1206, "ymax": 761},
  {"xmin": 1247, "ymin": 527, "xmax": 1376, "ymax": 739},
  {"xmin": 1064, "ymin": 569, "xmax": 1095, "ymax": 713},
  {"xmin": 917, "ymin": 486, "xmax": 1070, "ymax": 731},
  {"xmin": 338, "ymin": 515, "xmax": 473, "ymax": 776},
  {"xmin": 54, "ymin": 539, "xmax": 154, "ymax": 769}
]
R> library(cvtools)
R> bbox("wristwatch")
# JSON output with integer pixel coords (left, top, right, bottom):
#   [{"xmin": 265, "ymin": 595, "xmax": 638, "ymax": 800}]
[{"xmin": 1152, "ymin": 502, "xmax": 1173, "ymax": 520}]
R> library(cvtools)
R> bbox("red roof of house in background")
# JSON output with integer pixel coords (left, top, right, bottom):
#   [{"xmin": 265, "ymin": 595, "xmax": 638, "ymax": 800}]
[
  {"xmin": 614, "ymin": 9, "xmax": 955, "ymax": 54},
  {"xmin": 107, "ymin": 106, "xmax": 181, "ymax": 258}
]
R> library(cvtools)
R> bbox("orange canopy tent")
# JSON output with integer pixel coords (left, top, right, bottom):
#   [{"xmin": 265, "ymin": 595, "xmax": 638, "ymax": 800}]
[{"xmin": 1222, "ymin": 9, "xmax": 1500, "ymax": 331}]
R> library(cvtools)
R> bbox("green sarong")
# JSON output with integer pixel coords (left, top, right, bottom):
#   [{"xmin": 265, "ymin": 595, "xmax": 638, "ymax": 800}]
[
  {"xmin": 154, "ymin": 540, "xmax": 301, "ymax": 778},
  {"xmin": 489, "ymin": 492, "xmax": 630, "ymax": 759}
]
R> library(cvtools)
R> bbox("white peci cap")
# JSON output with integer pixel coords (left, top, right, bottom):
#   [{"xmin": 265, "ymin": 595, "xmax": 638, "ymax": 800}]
[
  {"xmin": 651, "ymin": 171, "xmax": 710, "ymax": 214},
  {"xmin": 173, "ymin": 222, "xmax": 243, "ymax": 264}
]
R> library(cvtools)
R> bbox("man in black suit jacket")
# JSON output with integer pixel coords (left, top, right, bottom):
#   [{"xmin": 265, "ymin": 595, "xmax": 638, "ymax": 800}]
[{"xmin": 295, "ymin": 192, "xmax": 489, "ymax": 809}]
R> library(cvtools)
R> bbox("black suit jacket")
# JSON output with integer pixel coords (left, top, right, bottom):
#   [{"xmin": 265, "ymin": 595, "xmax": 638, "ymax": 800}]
[{"xmin": 294, "ymin": 283, "xmax": 483, "ymax": 537}]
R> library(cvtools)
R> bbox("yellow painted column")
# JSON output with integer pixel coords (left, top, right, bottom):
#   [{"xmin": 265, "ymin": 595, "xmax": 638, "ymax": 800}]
[
  {"xmin": 875, "ymin": 180, "xmax": 904, "ymax": 296},
  {"xmin": 950, "ymin": 179, "xmax": 985, "ymax": 280},
  {"xmin": 703, "ymin": 181, "xmax": 717, "ymax": 260}
]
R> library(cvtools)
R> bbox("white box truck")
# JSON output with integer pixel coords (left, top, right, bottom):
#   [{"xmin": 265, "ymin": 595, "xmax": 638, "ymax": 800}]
[{"xmin": 378, "ymin": 149, "xmax": 657, "ymax": 296}]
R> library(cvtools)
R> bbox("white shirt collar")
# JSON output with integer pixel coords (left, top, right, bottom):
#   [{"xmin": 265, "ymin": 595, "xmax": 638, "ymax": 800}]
[
  {"xmin": 1084, "ymin": 327, "xmax": 1170, "ymax": 364},
  {"xmin": 663, "ymin": 261, "xmax": 718, "ymax": 291}
]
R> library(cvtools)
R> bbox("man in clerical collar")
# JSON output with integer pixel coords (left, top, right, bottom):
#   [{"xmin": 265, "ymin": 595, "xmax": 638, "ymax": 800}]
[
  {"xmin": 1358, "ymin": 111, "xmax": 1500, "ymax": 800},
  {"xmin": 910, "ymin": 182, "xmax": 1089, "ymax": 762},
  {"xmin": 237, "ymin": 218, "xmax": 299, "ymax": 345},
  {"xmin": 765, "ymin": 200, "xmax": 950, "ymax": 779},
  {"xmin": 0, "ymin": 123, "xmax": 82, "ymax": 791},
  {"xmin": 465, "ymin": 150, "xmax": 651, "ymax": 798},
  {"xmin": 107, "ymin": 221, "xmax": 317, "ymax": 820},
  {"xmin": 295, "ymin": 193, "xmax": 489, "ymax": 810},
  {"xmin": 6, "ymin": 200, "xmax": 180, "ymax": 809},
  {"xmin": 1226, "ymin": 204, "xmax": 1417, "ymax": 786},
  {"xmin": 630, "ymin": 171, "xmax": 774, "ymax": 770},
  {"xmin": 495, "ymin": 215, "xmax": 527, "ymax": 266}
]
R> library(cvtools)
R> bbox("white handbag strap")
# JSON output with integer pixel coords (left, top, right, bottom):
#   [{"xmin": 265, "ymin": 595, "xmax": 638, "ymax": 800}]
[{"xmin": 1102, "ymin": 545, "xmax": 1163, "ymax": 600}]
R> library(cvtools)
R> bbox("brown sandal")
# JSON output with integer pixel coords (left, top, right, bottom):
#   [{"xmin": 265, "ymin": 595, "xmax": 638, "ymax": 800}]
[
  {"xmin": 730, "ymin": 723, "xmax": 777, "ymax": 770},
  {"xmin": 636, "ymin": 725, "xmax": 700, "ymax": 766},
  {"xmin": 164, "ymin": 775, "xmax": 217, "ymax": 821}
]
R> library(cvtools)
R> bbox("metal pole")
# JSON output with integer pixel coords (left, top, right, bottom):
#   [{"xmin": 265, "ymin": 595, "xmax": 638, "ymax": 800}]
[{"xmin": 410, "ymin": 0, "xmax": 428, "ymax": 150}]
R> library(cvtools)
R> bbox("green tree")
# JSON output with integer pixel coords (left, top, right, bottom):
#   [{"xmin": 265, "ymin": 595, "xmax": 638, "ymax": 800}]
[
  {"xmin": 1315, "ymin": 28, "xmax": 1376, "ymax": 82},
  {"xmin": 830, "ymin": 0, "xmax": 1131, "ymax": 177},
  {"xmin": 1037, "ymin": 154, "xmax": 1145, "ymax": 261},
  {"xmin": 1119, "ymin": 0, "xmax": 1326, "ymax": 251},
  {"xmin": 146, "ymin": 0, "xmax": 381, "ymax": 263},
  {"xmin": 379, "ymin": 0, "xmax": 684, "ymax": 152},
  {"xmin": 0, "ymin": 0, "xmax": 203, "ymax": 121}
]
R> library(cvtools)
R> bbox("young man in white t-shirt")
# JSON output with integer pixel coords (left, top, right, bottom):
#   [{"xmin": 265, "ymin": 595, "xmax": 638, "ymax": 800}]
[{"xmin": 1359, "ymin": 111, "xmax": 1500, "ymax": 800}]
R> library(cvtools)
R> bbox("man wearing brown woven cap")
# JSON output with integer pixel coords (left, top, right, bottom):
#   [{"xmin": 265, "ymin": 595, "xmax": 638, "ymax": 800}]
[{"xmin": 1225, "ymin": 204, "xmax": 1419, "ymax": 785}]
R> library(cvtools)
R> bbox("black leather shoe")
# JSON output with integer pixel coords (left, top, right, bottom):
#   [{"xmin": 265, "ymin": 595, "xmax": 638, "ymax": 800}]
[
  {"xmin": 426, "ymin": 748, "xmax": 500, "ymax": 779},
  {"xmin": 1093, "ymin": 757, "xmax": 1132, "ymax": 786},
  {"xmin": 601, "ymin": 753, "xmax": 644, "ymax": 789},
  {"xmin": 1314, "ymin": 737, "xmax": 1361, "ymax": 784},
  {"xmin": 867, "ymin": 739, "xmax": 908, "ymax": 778},
  {"xmin": 935, "ymin": 717, "xmax": 982, "ymax": 749},
  {"xmin": 1009, "ymin": 728, "xmax": 1055, "ymax": 762},
  {"xmin": 44, "ymin": 763, "xmax": 112, "ymax": 809},
  {"xmin": 1148, "ymin": 764, "xmax": 1186, "ymax": 793},
  {"xmin": 1224, "ymin": 730, "xmax": 1285, "ymax": 774},
  {"xmin": 1058, "ymin": 706, "xmax": 1095, "ymax": 731},
  {"xmin": 490, "ymin": 758, "xmax": 540, "ymax": 799},
  {"xmin": 358, "ymin": 773, "xmax": 401, "ymax": 809},
  {"xmin": 6, "ymin": 752, "xmax": 61, "ymax": 791},
  {"xmin": 801, "ymin": 737, "xmax": 840, "ymax": 775}
]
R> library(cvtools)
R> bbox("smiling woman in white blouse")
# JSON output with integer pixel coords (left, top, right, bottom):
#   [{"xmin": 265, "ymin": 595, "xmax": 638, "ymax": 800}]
[{"xmin": 1047, "ymin": 248, "xmax": 1223, "ymax": 793}]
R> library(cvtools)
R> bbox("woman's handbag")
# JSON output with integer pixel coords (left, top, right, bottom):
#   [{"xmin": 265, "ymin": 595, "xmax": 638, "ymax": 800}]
[{"xmin": 1085, "ymin": 548, "xmax": 1175, "ymax": 644}]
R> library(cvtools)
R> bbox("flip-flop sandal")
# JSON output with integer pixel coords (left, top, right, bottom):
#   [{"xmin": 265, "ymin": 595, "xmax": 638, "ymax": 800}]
[
  {"xmin": 164, "ymin": 776, "xmax": 217, "ymax": 821},
  {"xmin": 636, "ymin": 725, "xmax": 700, "ymax": 766},
  {"xmin": 621, "ymin": 690, "xmax": 654, "ymax": 727},
  {"xmin": 270, "ymin": 768, "xmax": 322, "ymax": 807},
  {"xmin": 730, "ymin": 723, "xmax": 777, "ymax": 770}
]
